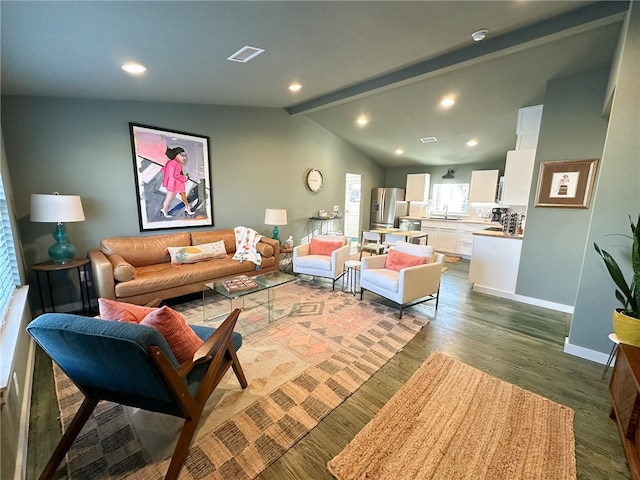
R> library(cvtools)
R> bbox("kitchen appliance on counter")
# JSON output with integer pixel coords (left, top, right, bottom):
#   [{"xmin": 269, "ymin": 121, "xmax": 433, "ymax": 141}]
[
  {"xmin": 370, "ymin": 188, "xmax": 407, "ymax": 229},
  {"xmin": 502, "ymin": 212, "xmax": 525, "ymax": 235},
  {"xmin": 491, "ymin": 207, "xmax": 508, "ymax": 223},
  {"xmin": 399, "ymin": 218, "xmax": 421, "ymax": 231}
]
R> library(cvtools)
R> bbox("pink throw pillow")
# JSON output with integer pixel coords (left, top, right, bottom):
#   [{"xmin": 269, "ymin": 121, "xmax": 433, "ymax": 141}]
[
  {"xmin": 98, "ymin": 298, "xmax": 156, "ymax": 323},
  {"xmin": 309, "ymin": 239, "xmax": 343, "ymax": 256},
  {"xmin": 385, "ymin": 249, "xmax": 426, "ymax": 272},
  {"xmin": 140, "ymin": 306, "xmax": 204, "ymax": 364}
]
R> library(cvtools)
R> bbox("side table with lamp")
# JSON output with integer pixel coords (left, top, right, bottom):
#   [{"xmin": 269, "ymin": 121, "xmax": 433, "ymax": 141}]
[
  {"xmin": 30, "ymin": 192, "xmax": 93, "ymax": 314},
  {"xmin": 265, "ymin": 208, "xmax": 287, "ymax": 244}
]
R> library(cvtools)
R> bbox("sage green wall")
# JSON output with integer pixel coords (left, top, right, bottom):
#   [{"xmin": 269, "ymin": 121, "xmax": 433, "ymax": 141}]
[
  {"xmin": 570, "ymin": 3, "xmax": 640, "ymax": 353},
  {"xmin": 515, "ymin": 69, "xmax": 611, "ymax": 306},
  {"xmin": 385, "ymin": 159, "xmax": 506, "ymax": 200},
  {"xmin": 1, "ymin": 96, "xmax": 384, "ymax": 308}
]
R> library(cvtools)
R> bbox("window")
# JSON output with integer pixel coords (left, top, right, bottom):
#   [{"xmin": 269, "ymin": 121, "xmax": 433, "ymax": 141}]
[
  {"xmin": 432, "ymin": 183, "xmax": 469, "ymax": 215},
  {"xmin": 0, "ymin": 170, "xmax": 20, "ymax": 326}
]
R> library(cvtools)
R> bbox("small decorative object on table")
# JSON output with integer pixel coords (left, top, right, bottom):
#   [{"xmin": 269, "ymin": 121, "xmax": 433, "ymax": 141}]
[{"xmin": 221, "ymin": 275, "xmax": 258, "ymax": 293}]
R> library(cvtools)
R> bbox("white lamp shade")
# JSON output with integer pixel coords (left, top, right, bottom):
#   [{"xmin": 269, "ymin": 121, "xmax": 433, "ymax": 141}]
[
  {"xmin": 30, "ymin": 193, "xmax": 85, "ymax": 223},
  {"xmin": 264, "ymin": 208, "xmax": 287, "ymax": 226}
]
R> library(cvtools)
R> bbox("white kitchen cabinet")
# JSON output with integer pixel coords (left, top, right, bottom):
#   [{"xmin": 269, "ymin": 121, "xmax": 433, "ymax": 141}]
[
  {"xmin": 438, "ymin": 225, "xmax": 458, "ymax": 252},
  {"xmin": 406, "ymin": 173, "xmax": 431, "ymax": 202},
  {"xmin": 421, "ymin": 224, "xmax": 438, "ymax": 248},
  {"xmin": 501, "ymin": 149, "xmax": 536, "ymax": 206},
  {"xmin": 468, "ymin": 170, "xmax": 499, "ymax": 203},
  {"xmin": 516, "ymin": 105, "xmax": 543, "ymax": 150},
  {"xmin": 456, "ymin": 223, "xmax": 486, "ymax": 256},
  {"xmin": 421, "ymin": 220, "xmax": 457, "ymax": 254}
]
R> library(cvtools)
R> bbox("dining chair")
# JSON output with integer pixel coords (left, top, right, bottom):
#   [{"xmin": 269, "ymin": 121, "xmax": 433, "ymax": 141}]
[
  {"xmin": 383, "ymin": 233, "xmax": 406, "ymax": 253},
  {"xmin": 360, "ymin": 231, "xmax": 385, "ymax": 260}
]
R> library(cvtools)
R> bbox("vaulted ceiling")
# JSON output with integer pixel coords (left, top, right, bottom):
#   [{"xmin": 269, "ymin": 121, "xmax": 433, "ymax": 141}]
[{"xmin": 0, "ymin": 1, "xmax": 628, "ymax": 167}]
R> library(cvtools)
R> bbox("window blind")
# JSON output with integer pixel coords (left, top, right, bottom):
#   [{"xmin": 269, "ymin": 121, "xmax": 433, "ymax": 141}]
[
  {"xmin": 432, "ymin": 183, "xmax": 470, "ymax": 215},
  {"xmin": 0, "ymin": 171, "xmax": 20, "ymax": 326}
]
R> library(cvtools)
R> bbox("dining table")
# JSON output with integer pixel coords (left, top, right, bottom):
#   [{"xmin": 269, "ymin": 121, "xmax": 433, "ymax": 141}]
[{"xmin": 370, "ymin": 228, "xmax": 428, "ymax": 244}]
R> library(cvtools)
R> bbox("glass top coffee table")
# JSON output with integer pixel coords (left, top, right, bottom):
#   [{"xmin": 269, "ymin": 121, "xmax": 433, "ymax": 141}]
[{"xmin": 203, "ymin": 271, "xmax": 297, "ymax": 324}]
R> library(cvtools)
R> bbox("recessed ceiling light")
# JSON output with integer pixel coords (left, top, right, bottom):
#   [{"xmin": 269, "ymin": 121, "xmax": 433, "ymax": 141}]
[
  {"xmin": 420, "ymin": 136, "xmax": 438, "ymax": 143},
  {"xmin": 121, "ymin": 63, "xmax": 146, "ymax": 74},
  {"xmin": 440, "ymin": 97, "xmax": 455, "ymax": 108},
  {"xmin": 356, "ymin": 116, "xmax": 368, "ymax": 126},
  {"xmin": 471, "ymin": 29, "xmax": 489, "ymax": 42},
  {"xmin": 288, "ymin": 83, "xmax": 302, "ymax": 92},
  {"xmin": 467, "ymin": 139, "xmax": 478, "ymax": 147},
  {"xmin": 395, "ymin": 148, "xmax": 404, "ymax": 155}
]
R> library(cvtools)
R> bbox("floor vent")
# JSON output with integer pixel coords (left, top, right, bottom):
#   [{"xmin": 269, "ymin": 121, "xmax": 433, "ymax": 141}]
[
  {"xmin": 227, "ymin": 46, "xmax": 265, "ymax": 63},
  {"xmin": 420, "ymin": 136, "xmax": 438, "ymax": 143}
]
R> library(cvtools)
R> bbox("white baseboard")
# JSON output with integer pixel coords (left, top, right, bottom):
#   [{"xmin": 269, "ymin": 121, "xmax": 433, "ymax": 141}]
[
  {"xmin": 15, "ymin": 339, "xmax": 35, "ymax": 480},
  {"xmin": 472, "ymin": 285, "xmax": 574, "ymax": 314},
  {"xmin": 563, "ymin": 337, "xmax": 613, "ymax": 366}
]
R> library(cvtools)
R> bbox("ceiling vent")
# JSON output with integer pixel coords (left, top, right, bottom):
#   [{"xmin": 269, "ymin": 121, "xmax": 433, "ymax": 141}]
[
  {"xmin": 420, "ymin": 136, "xmax": 438, "ymax": 143},
  {"xmin": 227, "ymin": 46, "xmax": 265, "ymax": 63}
]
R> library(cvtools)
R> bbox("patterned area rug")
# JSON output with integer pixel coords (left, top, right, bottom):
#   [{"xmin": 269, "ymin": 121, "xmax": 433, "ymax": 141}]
[
  {"xmin": 328, "ymin": 352, "xmax": 576, "ymax": 480},
  {"xmin": 52, "ymin": 282, "xmax": 429, "ymax": 479}
]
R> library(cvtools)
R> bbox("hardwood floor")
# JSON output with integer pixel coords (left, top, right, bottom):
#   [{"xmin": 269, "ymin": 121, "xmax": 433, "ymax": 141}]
[{"xmin": 26, "ymin": 260, "xmax": 629, "ymax": 479}]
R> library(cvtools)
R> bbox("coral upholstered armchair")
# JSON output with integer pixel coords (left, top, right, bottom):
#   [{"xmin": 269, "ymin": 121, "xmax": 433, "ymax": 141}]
[
  {"xmin": 27, "ymin": 308, "xmax": 247, "ymax": 480},
  {"xmin": 360, "ymin": 241, "xmax": 444, "ymax": 318},
  {"xmin": 293, "ymin": 235, "xmax": 351, "ymax": 290}
]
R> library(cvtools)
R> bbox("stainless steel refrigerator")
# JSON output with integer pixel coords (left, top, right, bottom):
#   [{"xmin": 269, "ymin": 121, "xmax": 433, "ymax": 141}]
[{"xmin": 370, "ymin": 188, "xmax": 407, "ymax": 229}]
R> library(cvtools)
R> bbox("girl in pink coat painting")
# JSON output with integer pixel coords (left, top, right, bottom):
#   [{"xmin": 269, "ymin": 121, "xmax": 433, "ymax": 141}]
[{"xmin": 161, "ymin": 146, "xmax": 194, "ymax": 217}]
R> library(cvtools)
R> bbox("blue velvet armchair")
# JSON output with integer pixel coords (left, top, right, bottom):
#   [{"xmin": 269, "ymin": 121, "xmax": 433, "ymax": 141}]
[{"xmin": 27, "ymin": 308, "xmax": 247, "ymax": 480}]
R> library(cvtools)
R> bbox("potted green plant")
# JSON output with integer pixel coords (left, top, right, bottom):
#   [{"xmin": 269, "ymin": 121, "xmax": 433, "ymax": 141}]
[{"xmin": 594, "ymin": 214, "xmax": 640, "ymax": 345}]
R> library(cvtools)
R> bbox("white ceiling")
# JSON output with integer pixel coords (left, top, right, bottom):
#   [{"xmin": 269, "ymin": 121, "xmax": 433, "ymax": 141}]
[{"xmin": 0, "ymin": 1, "xmax": 628, "ymax": 167}]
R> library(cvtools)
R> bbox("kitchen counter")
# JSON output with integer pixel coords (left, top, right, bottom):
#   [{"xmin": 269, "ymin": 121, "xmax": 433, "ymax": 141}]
[
  {"xmin": 473, "ymin": 229, "xmax": 523, "ymax": 239},
  {"xmin": 401, "ymin": 215, "xmax": 500, "ymax": 226},
  {"xmin": 468, "ymin": 232, "xmax": 523, "ymax": 298}
]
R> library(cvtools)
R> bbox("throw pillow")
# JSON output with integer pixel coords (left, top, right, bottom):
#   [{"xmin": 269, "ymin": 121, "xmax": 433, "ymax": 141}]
[
  {"xmin": 108, "ymin": 254, "xmax": 135, "ymax": 282},
  {"xmin": 98, "ymin": 298, "xmax": 157, "ymax": 323},
  {"xmin": 309, "ymin": 238, "xmax": 343, "ymax": 256},
  {"xmin": 140, "ymin": 306, "xmax": 204, "ymax": 364},
  {"xmin": 385, "ymin": 249, "xmax": 426, "ymax": 272},
  {"xmin": 166, "ymin": 240, "xmax": 227, "ymax": 267}
]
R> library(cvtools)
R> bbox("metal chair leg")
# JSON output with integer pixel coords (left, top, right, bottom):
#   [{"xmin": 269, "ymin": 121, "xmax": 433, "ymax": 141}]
[{"xmin": 602, "ymin": 343, "xmax": 619, "ymax": 379}]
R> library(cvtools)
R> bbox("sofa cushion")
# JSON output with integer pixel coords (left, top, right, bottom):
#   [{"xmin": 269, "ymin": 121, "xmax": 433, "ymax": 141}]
[
  {"xmin": 190, "ymin": 229, "xmax": 236, "ymax": 253},
  {"xmin": 309, "ymin": 238, "xmax": 343, "ymax": 256},
  {"xmin": 255, "ymin": 242, "xmax": 274, "ymax": 257},
  {"xmin": 294, "ymin": 254, "xmax": 333, "ymax": 271},
  {"xmin": 109, "ymin": 254, "xmax": 135, "ymax": 282},
  {"xmin": 113, "ymin": 256, "xmax": 266, "ymax": 299},
  {"xmin": 166, "ymin": 241, "xmax": 227, "ymax": 266},
  {"xmin": 101, "ymin": 232, "xmax": 191, "ymax": 267},
  {"xmin": 361, "ymin": 268, "xmax": 399, "ymax": 293},
  {"xmin": 385, "ymin": 249, "xmax": 426, "ymax": 271},
  {"xmin": 98, "ymin": 298, "xmax": 156, "ymax": 323},
  {"xmin": 140, "ymin": 306, "xmax": 204, "ymax": 364}
]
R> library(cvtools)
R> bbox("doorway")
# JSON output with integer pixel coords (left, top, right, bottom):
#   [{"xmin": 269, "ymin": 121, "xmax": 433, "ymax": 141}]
[{"xmin": 344, "ymin": 173, "xmax": 361, "ymax": 244}]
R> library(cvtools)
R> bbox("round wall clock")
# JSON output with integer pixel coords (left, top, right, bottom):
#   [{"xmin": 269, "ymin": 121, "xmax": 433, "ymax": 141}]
[{"xmin": 306, "ymin": 168, "xmax": 324, "ymax": 192}]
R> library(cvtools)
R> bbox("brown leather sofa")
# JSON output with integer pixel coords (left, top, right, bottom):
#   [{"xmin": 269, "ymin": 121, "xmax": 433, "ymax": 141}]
[{"xmin": 88, "ymin": 229, "xmax": 280, "ymax": 305}]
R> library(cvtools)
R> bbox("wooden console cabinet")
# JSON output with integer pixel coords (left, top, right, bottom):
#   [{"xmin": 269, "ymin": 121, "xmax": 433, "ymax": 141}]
[{"xmin": 610, "ymin": 343, "xmax": 640, "ymax": 479}]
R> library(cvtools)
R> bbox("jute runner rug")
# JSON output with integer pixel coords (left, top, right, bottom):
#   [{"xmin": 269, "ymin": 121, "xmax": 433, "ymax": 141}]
[
  {"xmin": 328, "ymin": 352, "xmax": 576, "ymax": 480},
  {"xmin": 52, "ymin": 282, "xmax": 429, "ymax": 479}
]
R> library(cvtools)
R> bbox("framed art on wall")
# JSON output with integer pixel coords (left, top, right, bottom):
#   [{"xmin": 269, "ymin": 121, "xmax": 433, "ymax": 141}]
[
  {"xmin": 129, "ymin": 123, "xmax": 213, "ymax": 231},
  {"xmin": 534, "ymin": 159, "xmax": 599, "ymax": 208}
]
